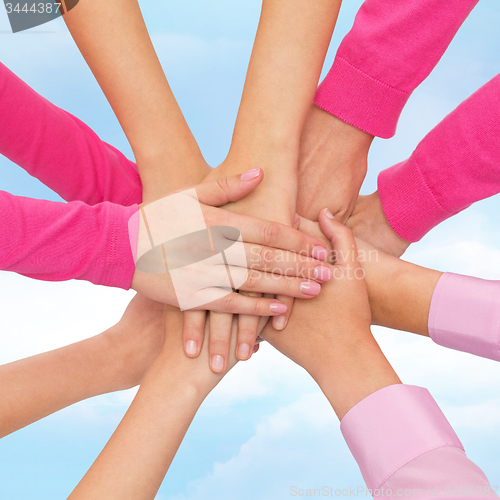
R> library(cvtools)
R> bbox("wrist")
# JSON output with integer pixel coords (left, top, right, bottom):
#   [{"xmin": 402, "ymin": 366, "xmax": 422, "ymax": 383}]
[{"xmin": 309, "ymin": 332, "xmax": 400, "ymax": 420}]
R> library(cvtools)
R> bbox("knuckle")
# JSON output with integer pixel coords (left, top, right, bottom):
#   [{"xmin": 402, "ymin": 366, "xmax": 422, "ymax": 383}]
[
  {"xmin": 238, "ymin": 328, "xmax": 258, "ymax": 343},
  {"xmin": 258, "ymin": 246, "xmax": 273, "ymax": 268},
  {"xmin": 245, "ymin": 269, "xmax": 261, "ymax": 290},
  {"xmin": 221, "ymin": 293, "xmax": 238, "ymax": 313},
  {"xmin": 263, "ymin": 222, "xmax": 280, "ymax": 246}
]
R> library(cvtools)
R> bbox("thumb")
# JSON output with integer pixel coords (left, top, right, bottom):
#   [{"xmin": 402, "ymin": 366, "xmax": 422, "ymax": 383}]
[
  {"xmin": 195, "ymin": 168, "xmax": 263, "ymax": 207},
  {"xmin": 318, "ymin": 208, "xmax": 358, "ymax": 267}
]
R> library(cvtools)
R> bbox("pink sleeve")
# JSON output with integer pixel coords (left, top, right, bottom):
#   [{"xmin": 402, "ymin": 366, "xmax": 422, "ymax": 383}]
[
  {"xmin": 341, "ymin": 384, "xmax": 497, "ymax": 497},
  {"xmin": 313, "ymin": 0, "xmax": 478, "ymax": 138},
  {"xmin": 0, "ymin": 61, "xmax": 142, "ymax": 206},
  {"xmin": 428, "ymin": 273, "xmax": 500, "ymax": 362},
  {"xmin": 378, "ymin": 74, "xmax": 500, "ymax": 242},
  {"xmin": 0, "ymin": 190, "xmax": 138, "ymax": 290}
]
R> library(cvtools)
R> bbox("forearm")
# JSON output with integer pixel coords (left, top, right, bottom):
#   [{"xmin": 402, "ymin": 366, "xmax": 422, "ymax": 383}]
[
  {"xmin": 68, "ymin": 310, "xmax": 224, "ymax": 500},
  {"xmin": 262, "ymin": 280, "xmax": 400, "ymax": 420},
  {"xmin": 362, "ymin": 248, "xmax": 442, "ymax": 336},
  {"xmin": 226, "ymin": 0, "xmax": 341, "ymax": 167},
  {"xmin": 63, "ymin": 0, "xmax": 208, "ymax": 198},
  {"xmin": 68, "ymin": 356, "xmax": 203, "ymax": 499},
  {"xmin": 0, "ymin": 329, "xmax": 139, "ymax": 438}
]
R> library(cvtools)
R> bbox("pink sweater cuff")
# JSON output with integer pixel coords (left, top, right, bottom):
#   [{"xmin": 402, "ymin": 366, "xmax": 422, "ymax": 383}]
[
  {"xmin": 429, "ymin": 273, "xmax": 500, "ymax": 362},
  {"xmin": 377, "ymin": 157, "xmax": 455, "ymax": 242},
  {"xmin": 93, "ymin": 203, "xmax": 139, "ymax": 290},
  {"xmin": 314, "ymin": 57, "xmax": 410, "ymax": 139},
  {"xmin": 340, "ymin": 384, "xmax": 463, "ymax": 490}
]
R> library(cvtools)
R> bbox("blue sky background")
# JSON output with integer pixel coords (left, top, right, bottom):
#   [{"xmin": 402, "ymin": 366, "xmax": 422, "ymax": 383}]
[{"xmin": 1, "ymin": 1, "xmax": 500, "ymax": 498}]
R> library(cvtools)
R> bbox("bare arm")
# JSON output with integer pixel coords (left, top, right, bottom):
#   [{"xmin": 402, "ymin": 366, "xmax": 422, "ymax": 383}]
[
  {"xmin": 63, "ymin": 0, "xmax": 209, "ymax": 201},
  {"xmin": 0, "ymin": 295, "xmax": 164, "ymax": 439}
]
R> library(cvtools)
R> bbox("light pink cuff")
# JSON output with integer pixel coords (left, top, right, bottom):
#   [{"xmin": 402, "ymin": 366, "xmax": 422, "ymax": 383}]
[
  {"xmin": 313, "ymin": 56, "xmax": 411, "ymax": 139},
  {"xmin": 340, "ymin": 384, "xmax": 463, "ymax": 490},
  {"xmin": 377, "ymin": 157, "xmax": 456, "ymax": 243},
  {"xmin": 429, "ymin": 273, "xmax": 500, "ymax": 362}
]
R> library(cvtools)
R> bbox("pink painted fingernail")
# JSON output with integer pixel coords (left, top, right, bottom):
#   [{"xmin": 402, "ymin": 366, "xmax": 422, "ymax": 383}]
[
  {"xmin": 312, "ymin": 245, "xmax": 328, "ymax": 261},
  {"xmin": 240, "ymin": 168, "xmax": 261, "ymax": 182},
  {"xmin": 294, "ymin": 213, "xmax": 299, "ymax": 224},
  {"xmin": 185, "ymin": 340, "xmax": 198, "ymax": 357},
  {"xmin": 314, "ymin": 265, "xmax": 333, "ymax": 282},
  {"xmin": 211, "ymin": 355, "xmax": 225, "ymax": 373},
  {"xmin": 270, "ymin": 302, "xmax": 287, "ymax": 314},
  {"xmin": 300, "ymin": 281, "xmax": 321, "ymax": 296},
  {"xmin": 274, "ymin": 315, "xmax": 287, "ymax": 330},
  {"xmin": 324, "ymin": 208, "xmax": 335, "ymax": 219},
  {"xmin": 237, "ymin": 343, "xmax": 251, "ymax": 360}
]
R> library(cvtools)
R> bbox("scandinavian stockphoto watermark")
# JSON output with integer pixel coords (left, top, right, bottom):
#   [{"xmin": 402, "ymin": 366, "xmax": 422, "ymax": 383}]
[
  {"xmin": 290, "ymin": 485, "xmax": 500, "ymax": 497},
  {"xmin": 128, "ymin": 189, "xmax": 380, "ymax": 310},
  {"xmin": 129, "ymin": 188, "xmax": 248, "ymax": 311},
  {"xmin": 2, "ymin": 0, "xmax": 78, "ymax": 33}
]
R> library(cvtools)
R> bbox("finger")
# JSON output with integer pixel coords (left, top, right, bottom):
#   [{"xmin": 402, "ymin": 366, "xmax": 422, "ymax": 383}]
[
  {"xmin": 205, "ymin": 293, "xmax": 288, "ymax": 316},
  {"xmin": 235, "ymin": 291, "xmax": 261, "ymax": 361},
  {"xmin": 208, "ymin": 214, "xmax": 328, "ymax": 261},
  {"xmin": 293, "ymin": 213, "xmax": 300, "ymax": 230},
  {"xmin": 182, "ymin": 310, "xmax": 206, "ymax": 358},
  {"xmin": 195, "ymin": 168, "xmax": 263, "ymax": 207},
  {"xmin": 318, "ymin": 208, "xmax": 358, "ymax": 267},
  {"xmin": 230, "ymin": 267, "xmax": 323, "ymax": 299},
  {"xmin": 243, "ymin": 242, "xmax": 333, "ymax": 282},
  {"xmin": 272, "ymin": 295, "xmax": 294, "ymax": 331},
  {"xmin": 253, "ymin": 343, "xmax": 260, "ymax": 354},
  {"xmin": 208, "ymin": 311, "xmax": 233, "ymax": 373}
]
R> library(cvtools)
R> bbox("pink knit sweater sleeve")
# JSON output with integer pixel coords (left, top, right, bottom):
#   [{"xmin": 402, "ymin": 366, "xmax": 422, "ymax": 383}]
[
  {"xmin": 313, "ymin": 0, "xmax": 478, "ymax": 138},
  {"xmin": 428, "ymin": 273, "xmax": 500, "ymax": 362},
  {"xmin": 341, "ymin": 385, "xmax": 497, "ymax": 498},
  {"xmin": 0, "ymin": 62, "xmax": 141, "ymax": 289},
  {"xmin": 0, "ymin": 190, "xmax": 137, "ymax": 289},
  {"xmin": 378, "ymin": 74, "xmax": 500, "ymax": 242},
  {"xmin": 0, "ymin": 61, "xmax": 142, "ymax": 207}
]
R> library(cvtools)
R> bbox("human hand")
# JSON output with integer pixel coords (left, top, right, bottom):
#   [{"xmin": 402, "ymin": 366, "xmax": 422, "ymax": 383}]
[
  {"xmin": 194, "ymin": 155, "xmax": 317, "ymax": 373},
  {"xmin": 131, "ymin": 169, "xmax": 329, "ymax": 315},
  {"xmin": 346, "ymin": 191, "xmax": 410, "ymax": 257},
  {"xmin": 296, "ymin": 105, "xmax": 374, "ymax": 223},
  {"xmin": 262, "ymin": 210, "xmax": 400, "ymax": 419}
]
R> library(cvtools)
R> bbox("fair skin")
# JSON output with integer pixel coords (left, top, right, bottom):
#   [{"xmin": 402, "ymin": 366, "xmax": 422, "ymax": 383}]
[
  {"xmin": 69, "ymin": 217, "xmax": 400, "ymax": 499},
  {"xmin": 63, "ymin": 0, "xmax": 209, "ymax": 200},
  {"xmin": 130, "ymin": 172, "xmax": 329, "ymax": 314},
  {"xmin": 198, "ymin": 0, "xmax": 343, "ymax": 372},
  {"xmin": 0, "ymin": 222, "xmax": 441, "ymax": 440},
  {"xmin": 63, "ymin": 0, "xmax": 331, "ymax": 368},
  {"xmin": 346, "ymin": 191, "xmax": 412, "ymax": 257},
  {"xmin": 296, "ymin": 103, "xmax": 411, "ymax": 257},
  {"xmin": 297, "ymin": 105, "xmax": 374, "ymax": 224}
]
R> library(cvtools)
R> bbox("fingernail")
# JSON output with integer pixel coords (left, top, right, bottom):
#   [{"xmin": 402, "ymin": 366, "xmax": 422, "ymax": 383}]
[
  {"xmin": 312, "ymin": 245, "xmax": 328, "ymax": 261},
  {"xmin": 274, "ymin": 315, "xmax": 287, "ymax": 330},
  {"xmin": 253, "ymin": 344, "xmax": 260, "ymax": 353},
  {"xmin": 324, "ymin": 208, "xmax": 335, "ymax": 219},
  {"xmin": 294, "ymin": 213, "xmax": 299, "ymax": 224},
  {"xmin": 237, "ymin": 343, "xmax": 251, "ymax": 360},
  {"xmin": 185, "ymin": 340, "xmax": 198, "ymax": 357},
  {"xmin": 314, "ymin": 265, "xmax": 333, "ymax": 282},
  {"xmin": 300, "ymin": 281, "xmax": 321, "ymax": 296},
  {"xmin": 270, "ymin": 302, "xmax": 287, "ymax": 314},
  {"xmin": 211, "ymin": 355, "xmax": 225, "ymax": 373},
  {"xmin": 240, "ymin": 168, "xmax": 261, "ymax": 182}
]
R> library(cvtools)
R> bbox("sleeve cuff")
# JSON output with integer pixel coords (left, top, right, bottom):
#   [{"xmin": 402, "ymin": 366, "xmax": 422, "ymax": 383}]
[
  {"xmin": 340, "ymin": 384, "xmax": 463, "ymax": 490},
  {"xmin": 84, "ymin": 203, "xmax": 139, "ymax": 290},
  {"xmin": 377, "ymin": 157, "xmax": 455, "ymax": 242},
  {"xmin": 313, "ymin": 56, "xmax": 411, "ymax": 139},
  {"xmin": 429, "ymin": 273, "xmax": 500, "ymax": 362}
]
